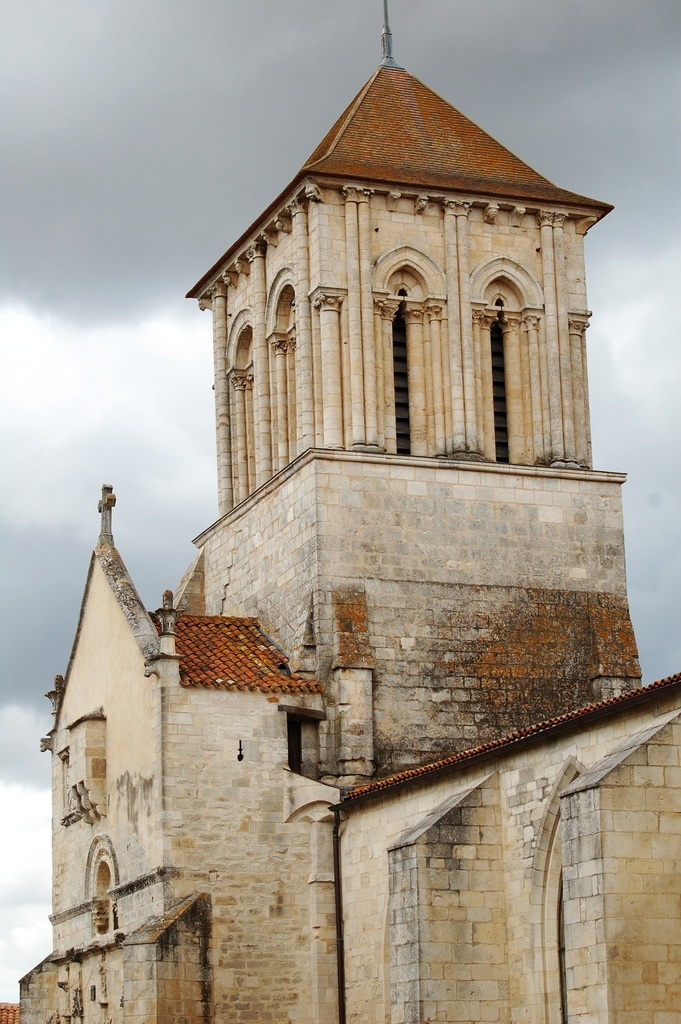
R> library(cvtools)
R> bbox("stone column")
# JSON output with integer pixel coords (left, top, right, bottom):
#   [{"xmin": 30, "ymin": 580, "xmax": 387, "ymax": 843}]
[
  {"xmin": 272, "ymin": 338, "xmax": 289, "ymax": 471},
  {"xmin": 518, "ymin": 312, "xmax": 534, "ymax": 463},
  {"xmin": 522, "ymin": 314, "xmax": 545, "ymax": 464},
  {"xmin": 373, "ymin": 299, "xmax": 386, "ymax": 449},
  {"xmin": 403, "ymin": 307, "xmax": 428, "ymax": 456},
  {"xmin": 538, "ymin": 211, "xmax": 565, "ymax": 462},
  {"xmin": 210, "ymin": 279, "xmax": 233, "ymax": 515},
  {"xmin": 311, "ymin": 306, "xmax": 324, "ymax": 445},
  {"xmin": 314, "ymin": 294, "xmax": 344, "ymax": 448},
  {"xmin": 426, "ymin": 304, "xmax": 446, "ymax": 455},
  {"xmin": 568, "ymin": 316, "xmax": 591, "ymax": 467},
  {"xmin": 343, "ymin": 187, "xmax": 366, "ymax": 446},
  {"xmin": 245, "ymin": 373, "xmax": 255, "ymax": 489},
  {"xmin": 473, "ymin": 310, "xmax": 496, "ymax": 461},
  {"xmin": 443, "ymin": 200, "xmax": 466, "ymax": 452},
  {"xmin": 454, "ymin": 200, "xmax": 481, "ymax": 454},
  {"xmin": 231, "ymin": 373, "xmax": 249, "ymax": 504},
  {"xmin": 358, "ymin": 191, "xmax": 379, "ymax": 447},
  {"xmin": 377, "ymin": 299, "xmax": 399, "ymax": 455},
  {"xmin": 247, "ymin": 242, "xmax": 272, "ymax": 486},
  {"xmin": 553, "ymin": 214, "xmax": 577, "ymax": 463},
  {"xmin": 287, "ymin": 336, "xmax": 297, "ymax": 464},
  {"xmin": 289, "ymin": 198, "xmax": 315, "ymax": 454},
  {"xmin": 504, "ymin": 314, "xmax": 524, "ymax": 464}
]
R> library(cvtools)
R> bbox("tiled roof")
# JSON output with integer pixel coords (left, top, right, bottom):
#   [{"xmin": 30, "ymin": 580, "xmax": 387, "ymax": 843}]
[
  {"xmin": 343, "ymin": 672, "xmax": 681, "ymax": 804},
  {"xmin": 0, "ymin": 1005, "xmax": 20, "ymax": 1024},
  {"xmin": 303, "ymin": 66, "xmax": 608, "ymax": 211},
  {"xmin": 167, "ymin": 615, "xmax": 323, "ymax": 695},
  {"xmin": 187, "ymin": 63, "xmax": 610, "ymax": 299}
]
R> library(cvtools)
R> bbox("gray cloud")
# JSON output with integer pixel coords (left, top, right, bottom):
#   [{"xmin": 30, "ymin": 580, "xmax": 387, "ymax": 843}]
[
  {"xmin": 0, "ymin": 0, "xmax": 679, "ymax": 997},
  {"xmin": 1, "ymin": 0, "xmax": 678, "ymax": 320}
]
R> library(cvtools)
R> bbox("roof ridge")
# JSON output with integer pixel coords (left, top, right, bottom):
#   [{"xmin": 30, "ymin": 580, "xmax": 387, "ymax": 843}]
[
  {"xmin": 344, "ymin": 672, "xmax": 681, "ymax": 802},
  {"xmin": 305, "ymin": 67, "xmax": 383, "ymax": 171}
]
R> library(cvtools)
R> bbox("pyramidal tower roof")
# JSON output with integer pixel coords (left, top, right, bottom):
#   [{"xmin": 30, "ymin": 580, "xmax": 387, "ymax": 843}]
[
  {"xmin": 302, "ymin": 65, "xmax": 605, "ymax": 210},
  {"xmin": 188, "ymin": 62, "xmax": 609, "ymax": 297}
]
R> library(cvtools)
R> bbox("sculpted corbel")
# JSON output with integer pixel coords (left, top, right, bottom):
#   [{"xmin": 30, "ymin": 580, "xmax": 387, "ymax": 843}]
[
  {"xmin": 415, "ymin": 194, "xmax": 429, "ymax": 214},
  {"xmin": 302, "ymin": 180, "xmax": 323, "ymax": 203},
  {"xmin": 484, "ymin": 203, "xmax": 499, "ymax": 224}
]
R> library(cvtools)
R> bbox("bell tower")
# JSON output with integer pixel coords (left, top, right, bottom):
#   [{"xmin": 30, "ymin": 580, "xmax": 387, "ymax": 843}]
[{"xmin": 184, "ymin": 55, "xmax": 640, "ymax": 784}]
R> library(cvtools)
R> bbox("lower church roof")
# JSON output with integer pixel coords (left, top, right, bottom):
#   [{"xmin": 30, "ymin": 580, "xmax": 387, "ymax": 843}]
[
  {"xmin": 161, "ymin": 614, "xmax": 323, "ymax": 695},
  {"xmin": 344, "ymin": 671, "xmax": 681, "ymax": 804}
]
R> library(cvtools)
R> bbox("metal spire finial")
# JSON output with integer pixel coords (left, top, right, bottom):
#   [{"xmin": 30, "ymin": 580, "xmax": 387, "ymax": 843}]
[{"xmin": 381, "ymin": 0, "xmax": 402, "ymax": 68}]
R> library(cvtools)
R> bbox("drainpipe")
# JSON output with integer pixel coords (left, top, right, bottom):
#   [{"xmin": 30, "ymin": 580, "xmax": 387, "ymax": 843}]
[{"xmin": 333, "ymin": 807, "xmax": 346, "ymax": 1024}]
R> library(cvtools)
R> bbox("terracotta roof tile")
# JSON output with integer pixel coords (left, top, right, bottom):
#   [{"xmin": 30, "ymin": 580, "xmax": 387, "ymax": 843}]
[
  {"xmin": 304, "ymin": 66, "xmax": 608, "ymax": 211},
  {"xmin": 187, "ymin": 63, "xmax": 610, "ymax": 299},
  {"xmin": 0, "ymin": 1005, "xmax": 20, "ymax": 1024},
  {"xmin": 157, "ymin": 615, "xmax": 323, "ymax": 695},
  {"xmin": 344, "ymin": 672, "xmax": 681, "ymax": 804}
]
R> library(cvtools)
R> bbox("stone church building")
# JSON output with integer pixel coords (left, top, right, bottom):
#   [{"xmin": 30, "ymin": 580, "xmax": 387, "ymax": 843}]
[{"xmin": 21, "ymin": 23, "xmax": 680, "ymax": 1024}]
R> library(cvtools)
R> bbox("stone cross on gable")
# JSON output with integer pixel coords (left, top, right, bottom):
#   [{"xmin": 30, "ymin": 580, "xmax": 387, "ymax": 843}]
[{"xmin": 98, "ymin": 484, "xmax": 116, "ymax": 546}]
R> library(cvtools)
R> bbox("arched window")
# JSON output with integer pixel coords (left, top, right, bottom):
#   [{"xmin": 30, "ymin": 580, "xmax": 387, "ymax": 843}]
[
  {"xmin": 231, "ymin": 326, "xmax": 255, "ymax": 501},
  {"xmin": 93, "ymin": 860, "xmax": 112, "ymax": 935},
  {"xmin": 491, "ymin": 299, "xmax": 509, "ymax": 464},
  {"xmin": 393, "ymin": 292, "xmax": 411, "ymax": 455},
  {"xmin": 271, "ymin": 285, "xmax": 297, "ymax": 469}
]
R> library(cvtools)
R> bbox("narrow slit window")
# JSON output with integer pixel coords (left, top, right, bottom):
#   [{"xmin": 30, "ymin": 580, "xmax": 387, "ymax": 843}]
[
  {"xmin": 287, "ymin": 717, "xmax": 302, "ymax": 775},
  {"xmin": 490, "ymin": 309, "xmax": 509, "ymax": 463},
  {"xmin": 393, "ymin": 300, "xmax": 410, "ymax": 455}
]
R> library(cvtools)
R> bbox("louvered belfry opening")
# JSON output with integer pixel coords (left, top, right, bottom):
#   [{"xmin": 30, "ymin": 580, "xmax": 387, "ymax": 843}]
[
  {"xmin": 491, "ymin": 303, "xmax": 509, "ymax": 464},
  {"xmin": 393, "ymin": 298, "xmax": 411, "ymax": 455}
]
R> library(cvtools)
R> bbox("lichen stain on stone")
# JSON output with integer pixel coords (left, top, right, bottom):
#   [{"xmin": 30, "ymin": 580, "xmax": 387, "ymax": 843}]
[{"xmin": 115, "ymin": 772, "xmax": 154, "ymax": 832}]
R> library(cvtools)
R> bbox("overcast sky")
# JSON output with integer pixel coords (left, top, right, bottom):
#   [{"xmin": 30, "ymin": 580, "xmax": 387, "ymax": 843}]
[{"xmin": 1, "ymin": 0, "xmax": 679, "ymax": 1001}]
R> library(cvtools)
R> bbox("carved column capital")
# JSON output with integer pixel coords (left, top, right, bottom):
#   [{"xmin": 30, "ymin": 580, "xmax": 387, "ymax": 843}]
[
  {"xmin": 286, "ymin": 197, "xmax": 306, "ymax": 218},
  {"xmin": 314, "ymin": 293, "xmax": 343, "ymax": 312},
  {"xmin": 537, "ymin": 210, "xmax": 555, "ymax": 228},
  {"xmin": 342, "ymin": 185, "xmax": 364, "ymax": 204},
  {"xmin": 472, "ymin": 309, "xmax": 496, "ymax": 329},
  {"xmin": 568, "ymin": 315, "xmax": 591, "ymax": 335},
  {"xmin": 209, "ymin": 279, "xmax": 227, "ymax": 300},
  {"xmin": 444, "ymin": 199, "xmax": 472, "ymax": 217},
  {"xmin": 402, "ymin": 306, "xmax": 424, "ymax": 325},
  {"xmin": 425, "ymin": 303, "xmax": 444, "ymax": 321},
  {"xmin": 245, "ymin": 241, "xmax": 267, "ymax": 263},
  {"xmin": 522, "ymin": 314, "xmax": 540, "ymax": 332},
  {"xmin": 271, "ymin": 338, "xmax": 289, "ymax": 356},
  {"xmin": 375, "ymin": 298, "xmax": 400, "ymax": 320},
  {"xmin": 231, "ymin": 371, "xmax": 250, "ymax": 391}
]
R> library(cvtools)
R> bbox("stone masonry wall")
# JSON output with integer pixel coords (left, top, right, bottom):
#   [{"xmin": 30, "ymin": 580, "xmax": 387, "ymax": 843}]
[
  {"xmin": 338, "ymin": 694, "xmax": 681, "ymax": 1024},
  {"xmin": 194, "ymin": 451, "xmax": 639, "ymax": 775},
  {"xmin": 157, "ymin": 674, "xmax": 339, "ymax": 1024}
]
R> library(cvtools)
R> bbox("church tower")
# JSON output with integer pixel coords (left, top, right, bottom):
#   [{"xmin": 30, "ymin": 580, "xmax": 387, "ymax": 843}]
[{"xmin": 184, "ymin": 45, "xmax": 640, "ymax": 783}]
